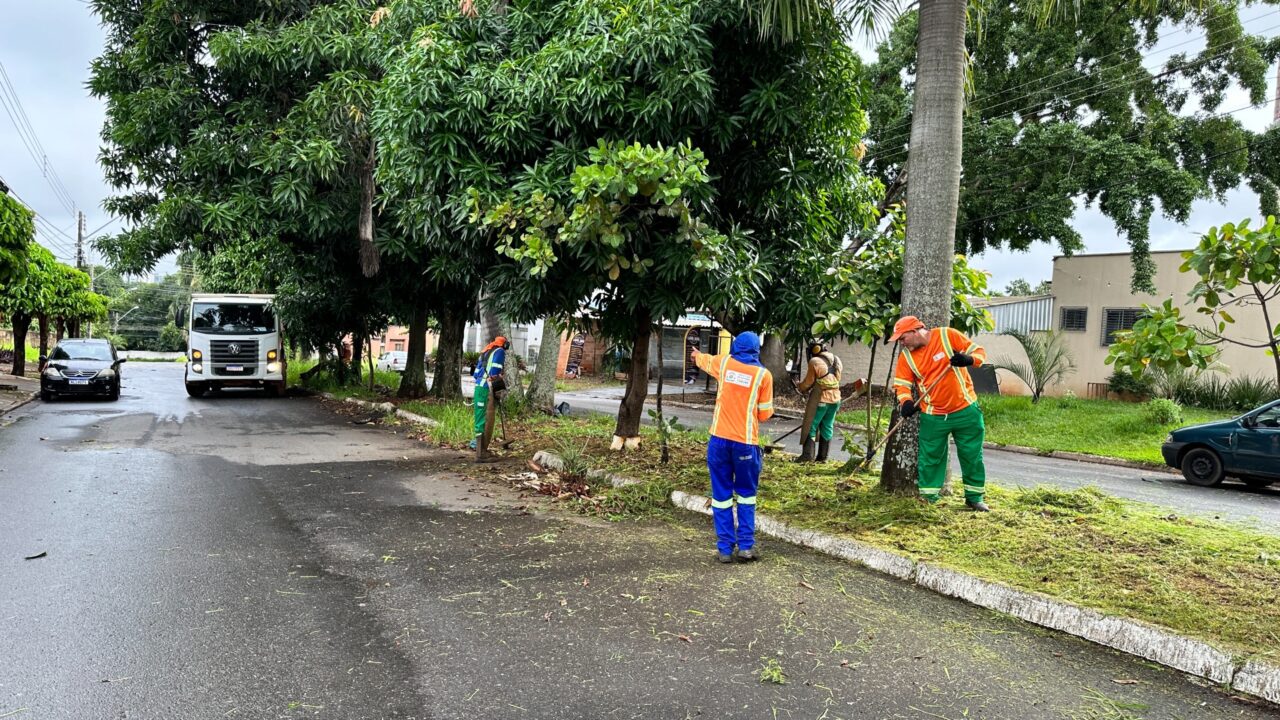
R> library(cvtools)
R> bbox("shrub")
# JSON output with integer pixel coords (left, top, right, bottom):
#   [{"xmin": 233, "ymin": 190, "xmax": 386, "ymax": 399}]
[
  {"xmin": 1107, "ymin": 370, "xmax": 1153, "ymax": 397},
  {"xmin": 1145, "ymin": 398, "xmax": 1183, "ymax": 425},
  {"xmin": 1224, "ymin": 375, "xmax": 1278, "ymax": 412},
  {"xmin": 462, "ymin": 350, "xmax": 481, "ymax": 373}
]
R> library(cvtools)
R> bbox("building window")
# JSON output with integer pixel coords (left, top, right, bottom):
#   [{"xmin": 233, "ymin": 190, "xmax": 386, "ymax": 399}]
[
  {"xmin": 1101, "ymin": 308, "xmax": 1142, "ymax": 346},
  {"xmin": 1059, "ymin": 307, "xmax": 1087, "ymax": 332},
  {"xmin": 393, "ymin": 340, "xmax": 405, "ymax": 351}
]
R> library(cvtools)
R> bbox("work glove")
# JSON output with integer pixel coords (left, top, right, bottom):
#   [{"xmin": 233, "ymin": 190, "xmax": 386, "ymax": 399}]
[
  {"xmin": 950, "ymin": 352, "xmax": 975, "ymax": 367},
  {"xmin": 900, "ymin": 400, "xmax": 919, "ymax": 418}
]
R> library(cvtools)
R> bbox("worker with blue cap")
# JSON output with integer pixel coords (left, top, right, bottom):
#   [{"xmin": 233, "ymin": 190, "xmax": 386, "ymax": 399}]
[{"xmin": 691, "ymin": 331, "xmax": 775, "ymax": 563}]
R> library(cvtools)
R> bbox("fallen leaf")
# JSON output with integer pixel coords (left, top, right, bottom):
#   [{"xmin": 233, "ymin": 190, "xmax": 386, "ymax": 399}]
[
  {"xmin": 678, "ymin": 635, "xmax": 691, "ymax": 643},
  {"xmin": 1111, "ymin": 679, "xmax": 1139, "ymax": 685},
  {"xmin": 23, "ymin": 551, "xmax": 46, "ymax": 561},
  {"xmin": 581, "ymin": 578, "xmax": 590, "ymax": 587},
  {"xmin": 798, "ymin": 580, "xmax": 814, "ymax": 590}
]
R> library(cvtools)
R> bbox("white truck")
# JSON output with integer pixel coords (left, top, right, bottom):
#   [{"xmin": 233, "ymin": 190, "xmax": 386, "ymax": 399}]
[{"xmin": 179, "ymin": 293, "xmax": 287, "ymax": 398}]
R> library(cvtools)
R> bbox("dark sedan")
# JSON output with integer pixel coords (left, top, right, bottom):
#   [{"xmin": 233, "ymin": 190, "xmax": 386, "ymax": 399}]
[
  {"xmin": 40, "ymin": 339, "xmax": 126, "ymax": 401},
  {"xmin": 1161, "ymin": 399, "xmax": 1280, "ymax": 488}
]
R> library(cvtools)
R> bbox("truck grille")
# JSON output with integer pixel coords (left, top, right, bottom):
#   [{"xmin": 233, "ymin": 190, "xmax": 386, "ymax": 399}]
[{"xmin": 210, "ymin": 339, "xmax": 259, "ymax": 376}]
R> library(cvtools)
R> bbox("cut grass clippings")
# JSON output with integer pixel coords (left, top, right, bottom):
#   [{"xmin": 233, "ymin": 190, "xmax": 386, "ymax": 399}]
[
  {"xmin": 979, "ymin": 395, "xmax": 1228, "ymax": 465},
  {"xmin": 512, "ymin": 412, "xmax": 1280, "ymax": 663}
]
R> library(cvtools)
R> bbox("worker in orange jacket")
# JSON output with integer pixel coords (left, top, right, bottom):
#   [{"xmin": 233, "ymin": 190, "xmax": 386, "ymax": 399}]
[
  {"xmin": 890, "ymin": 316, "xmax": 990, "ymax": 511},
  {"xmin": 692, "ymin": 331, "xmax": 775, "ymax": 563}
]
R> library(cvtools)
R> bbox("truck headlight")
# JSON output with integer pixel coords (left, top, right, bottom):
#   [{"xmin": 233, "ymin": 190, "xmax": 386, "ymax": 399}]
[
  {"xmin": 43, "ymin": 367, "xmax": 63, "ymax": 379},
  {"xmin": 191, "ymin": 349, "xmax": 202, "ymax": 361},
  {"xmin": 267, "ymin": 362, "xmax": 280, "ymax": 373},
  {"xmin": 192, "ymin": 363, "xmax": 203, "ymax": 374},
  {"xmin": 267, "ymin": 349, "xmax": 278, "ymax": 361}
]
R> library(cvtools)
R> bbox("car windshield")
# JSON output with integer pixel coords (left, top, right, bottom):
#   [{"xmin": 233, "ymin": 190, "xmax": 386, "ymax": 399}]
[
  {"xmin": 51, "ymin": 344, "xmax": 112, "ymax": 361},
  {"xmin": 191, "ymin": 302, "xmax": 276, "ymax": 335}
]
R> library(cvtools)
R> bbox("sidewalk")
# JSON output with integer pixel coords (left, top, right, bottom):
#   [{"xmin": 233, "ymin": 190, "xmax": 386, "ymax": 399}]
[{"xmin": 0, "ymin": 374, "xmax": 40, "ymax": 416}]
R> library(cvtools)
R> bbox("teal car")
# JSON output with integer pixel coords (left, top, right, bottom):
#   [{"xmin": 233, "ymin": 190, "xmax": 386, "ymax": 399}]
[{"xmin": 1161, "ymin": 399, "xmax": 1280, "ymax": 487}]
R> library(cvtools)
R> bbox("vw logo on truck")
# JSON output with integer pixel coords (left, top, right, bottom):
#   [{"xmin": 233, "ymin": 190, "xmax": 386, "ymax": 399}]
[{"xmin": 177, "ymin": 294, "xmax": 286, "ymax": 398}]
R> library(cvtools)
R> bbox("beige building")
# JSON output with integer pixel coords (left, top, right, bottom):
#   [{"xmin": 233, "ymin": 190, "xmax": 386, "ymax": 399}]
[{"xmin": 1051, "ymin": 249, "xmax": 1276, "ymax": 396}]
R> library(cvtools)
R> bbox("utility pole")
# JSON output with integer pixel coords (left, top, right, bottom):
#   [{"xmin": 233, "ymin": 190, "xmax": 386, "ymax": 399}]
[{"xmin": 75, "ymin": 210, "xmax": 85, "ymax": 270}]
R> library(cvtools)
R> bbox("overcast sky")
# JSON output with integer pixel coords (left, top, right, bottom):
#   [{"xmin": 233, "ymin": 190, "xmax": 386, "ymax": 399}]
[{"xmin": 1, "ymin": 1, "xmax": 1277, "ymax": 291}]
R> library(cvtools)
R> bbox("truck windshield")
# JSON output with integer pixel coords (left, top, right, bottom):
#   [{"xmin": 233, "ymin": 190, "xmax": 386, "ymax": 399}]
[{"xmin": 191, "ymin": 303, "xmax": 276, "ymax": 335}]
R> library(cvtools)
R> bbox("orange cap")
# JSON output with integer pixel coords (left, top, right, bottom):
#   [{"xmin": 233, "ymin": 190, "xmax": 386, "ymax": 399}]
[{"xmin": 889, "ymin": 316, "xmax": 924, "ymax": 341}]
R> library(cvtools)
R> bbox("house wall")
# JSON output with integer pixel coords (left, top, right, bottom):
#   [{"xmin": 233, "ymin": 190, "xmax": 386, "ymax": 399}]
[{"xmin": 1051, "ymin": 251, "xmax": 1277, "ymax": 395}]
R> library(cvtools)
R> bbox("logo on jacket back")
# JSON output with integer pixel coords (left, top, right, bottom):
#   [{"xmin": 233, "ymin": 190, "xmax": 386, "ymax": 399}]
[{"xmin": 724, "ymin": 369, "xmax": 753, "ymax": 387}]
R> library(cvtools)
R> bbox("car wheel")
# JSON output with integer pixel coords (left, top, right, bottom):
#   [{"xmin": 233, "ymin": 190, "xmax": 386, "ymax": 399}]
[
  {"xmin": 1244, "ymin": 477, "xmax": 1275, "ymax": 489},
  {"xmin": 185, "ymin": 382, "xmax": 206, "ymax": 398},
  {"xmin": 108, "ymin": 383, "xmax": 120, "ymax": 401},
  {"xmin": 40, "ymin": 389, "xmax": 53, "ymax": 402},
  {"xmin": 265, "ymin": 381, "xmax": 286, "ymax": 398},
  {"xmin": 1180, "ymin": 447, "xmax": 1225, "ymax": 487}
]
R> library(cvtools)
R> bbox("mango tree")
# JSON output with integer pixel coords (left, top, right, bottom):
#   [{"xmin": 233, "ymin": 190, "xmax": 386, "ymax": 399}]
[
  {"xmin": 0, "ymin": 244, "xmax": 56, "ymax": 375},
  {"xmin": 474, "ymin": 141, "xmax": 759, "ymax": 447},
  {"xmin": 0, "ymin": 190, "xmax": 33, "ymax": 287}
]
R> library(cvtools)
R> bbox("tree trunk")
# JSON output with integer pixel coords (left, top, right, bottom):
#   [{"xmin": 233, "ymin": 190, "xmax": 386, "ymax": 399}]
[
  {"xmin": 37, "ymin": 313, "xmax": 49, "ymax": 361},
  {"xmin": 358, "ymin": 141, "xmax": 380, "ymax": 277},
  {"xmin": 399, "ymin": 303, "xmax": 430, "ymax": 399},
  {"xmin": 480, "ymin": 294, "xmax": 502, "ymax": 345},
  {"xmin": 656, "ymin": 321, "xmax": 668, "ymax": 464},
  {"xmin": 612, "ymin": 306, "xmax": 652, "ymax": 449},
  {"xmin": 430, "ymin": 304, "xmax": 466, "ymax": 400},
  {"xmin": 350, "ymin": 334, "xmax": 364, "ymax": 384},
  {"xmin": 760, "ymin": 333, "xmax": 789, "ymax": 392},
  {"xmin": 526, "ymin": 317, "xmax": 562, "ymax": 413},
  {"xmin": 10, "ymin": 312, "xmax": 31, "ymax": 376},
  {"xmin": 880, "ymin": 0, "xmax": 967, "ymax": 495},
  {"xmin": 56, "ymin": 318, "xmax": 65, "ymax": 342}
]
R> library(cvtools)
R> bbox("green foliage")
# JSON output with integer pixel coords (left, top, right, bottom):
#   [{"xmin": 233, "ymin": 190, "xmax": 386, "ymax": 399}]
[
  {"xmin": 1105, "ymin": 298, "xmax": 1218, "ymax": 377},
  {"xmin": 1144, "ymin": 398, "xmax": 1183, "ymax": 426},
  {"xmin": 1000, "ymin": 278, "xmax": 1051, "ymax": 297},
  {"xmin": 992, "ymin": 330, "xmax": 1076, "ymax": 403},
  {"xmin": 0, "ymin": 192, "xmax": 34, "ymax": 287},
  {"xmin": 864, "ymin": 2, "xmax": 1280, "ymax": 292},
  {"xmin": 0, "ymin": 243, "xmax": 57, "ymax": 319},
  {"xmin": 1106, "ymin": 370, "xmax": 1154, "ymax": 397},
  {"xmin": 811, "ymin": 207, "xmax": 993, "ymax": 344}
]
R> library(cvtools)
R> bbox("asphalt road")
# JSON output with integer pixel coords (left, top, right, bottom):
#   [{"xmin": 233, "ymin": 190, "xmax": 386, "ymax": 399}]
[
  {"xmin": 1, "ymin": 363, "xmax": 1275, "ymax": 719},
  {"xmin": 555, "ymin": 384, "xmax": 1280, "ymax": 529}
]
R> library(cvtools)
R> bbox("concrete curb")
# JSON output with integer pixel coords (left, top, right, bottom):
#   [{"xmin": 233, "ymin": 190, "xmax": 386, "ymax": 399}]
[
  {"xmin": 0, "ymin": 391, "xmax": 39, "ymax": 417},
  {"xmin": 534, "ymin": 449, "xmax": 1277, "ymax": 706},
  {"xmin": 320, "ymin": 393, "xmax": 439, "ymax": 428},
  {"xmin": 982, "ymin": 442, "xmax": 1171, "ymax": 473}
]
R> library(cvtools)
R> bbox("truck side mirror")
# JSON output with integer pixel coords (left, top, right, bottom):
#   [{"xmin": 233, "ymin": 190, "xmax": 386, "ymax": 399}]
[{"xmin": 175, "ymin": 307, "xmax": 187, "ymax": 328}]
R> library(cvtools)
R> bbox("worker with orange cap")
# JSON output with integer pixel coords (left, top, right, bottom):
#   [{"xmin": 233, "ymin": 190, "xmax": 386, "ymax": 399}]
[
  {"xmin": 889, "ymin": 316, "xmax": 990, "ymax": 511},
  {"xmin": 472, "ymin": 335, "xmax": 508, "ymax": 459}
]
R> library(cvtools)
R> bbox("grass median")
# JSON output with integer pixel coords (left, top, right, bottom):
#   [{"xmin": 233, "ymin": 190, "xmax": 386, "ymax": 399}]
[{"xmin": 517, "ymin": 412, "xmax": 1280, "ymax": 663}]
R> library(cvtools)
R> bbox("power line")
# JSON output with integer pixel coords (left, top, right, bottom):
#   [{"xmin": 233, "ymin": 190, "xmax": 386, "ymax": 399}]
[{"xmin": 0, "ymin": 59, "xmax": 80, "ymax": 214}]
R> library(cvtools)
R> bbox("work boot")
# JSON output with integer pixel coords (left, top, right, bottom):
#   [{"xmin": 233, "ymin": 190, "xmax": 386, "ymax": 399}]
[
  {"xmin": 736, "ymin": 548, "xmax": 759, "ymax": 562},
  {"xmin": 717, "ymin": 550, "xmax": 736, "ymax": 564},
  {"xmin": 965, "ymin": 499, "xmax": 991, "ymax": 512},
  {"xmin": 798, "ymin": 437, "xmax": 815, "ymax": 462},
  {"xmin": 816, "ymin": 439, "xmax": 830, "ymax": 463}
]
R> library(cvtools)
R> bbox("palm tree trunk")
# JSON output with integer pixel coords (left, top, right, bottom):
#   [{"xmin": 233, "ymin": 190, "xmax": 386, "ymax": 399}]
[{"xmin": 880, "ymin": 0, "xmax": 967, "ymax": 495}]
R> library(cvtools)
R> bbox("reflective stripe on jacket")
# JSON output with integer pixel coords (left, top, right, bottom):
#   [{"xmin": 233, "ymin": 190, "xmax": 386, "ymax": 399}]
[
  {"xmin": 694, "ymin": 352, "xmax": 775, "ymax": 445},
  {"xmin": 893, "ymin": 328, "xmax": 985, "ymax": 415}
]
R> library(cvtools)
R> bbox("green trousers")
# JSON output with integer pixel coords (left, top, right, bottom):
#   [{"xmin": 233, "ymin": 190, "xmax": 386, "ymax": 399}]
[
  {"xmin": 473, "ymin": 385, "xmax": 490, "ymax": 438},
  {"xmin": 917, "ymin": 403, "xmax": 986, "ymax": 502},
  {"xmin": 807, "ymin": 402, "xmax": 839, "ymax": 441}
]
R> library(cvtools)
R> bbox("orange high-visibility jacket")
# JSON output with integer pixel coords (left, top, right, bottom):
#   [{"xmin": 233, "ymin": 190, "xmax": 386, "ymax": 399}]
[
  {"xmin": 893, "ymin": 328, "xmax": 986, "ymax": 416},
  {"xmin": 694, "ymin": 352, "xmax": 775, "ymax": 445}
]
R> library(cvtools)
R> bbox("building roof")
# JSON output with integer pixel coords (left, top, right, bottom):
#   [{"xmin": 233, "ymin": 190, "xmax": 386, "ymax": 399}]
[
  {"xmin": 1052, "ymin": 249, "xmax": 1190, "ymax": 261},
  {"xmin": 972, "ymin": 294, "xmax": 1052, "ymax": 308}
]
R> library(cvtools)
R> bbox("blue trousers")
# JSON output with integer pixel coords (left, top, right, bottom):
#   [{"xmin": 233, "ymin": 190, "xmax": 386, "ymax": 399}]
[{"xmin": 707, "ymin": 436, "xmax": 762, "ymax": 554}]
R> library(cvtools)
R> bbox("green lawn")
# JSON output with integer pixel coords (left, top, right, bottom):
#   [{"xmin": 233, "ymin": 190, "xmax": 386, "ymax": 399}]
[
  {"xmin": 979, "ymin": 395, "xmax": 1229, "ymax": 465},
  {"xmin": 515, "ymin": 413, "xmax": 1280, "ymax": 662}
]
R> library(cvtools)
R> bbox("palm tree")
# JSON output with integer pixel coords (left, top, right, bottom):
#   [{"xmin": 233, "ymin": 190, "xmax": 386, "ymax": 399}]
[{"xmin": 993, "ymin": 331, "xmax": 1076, "ymax": 403}]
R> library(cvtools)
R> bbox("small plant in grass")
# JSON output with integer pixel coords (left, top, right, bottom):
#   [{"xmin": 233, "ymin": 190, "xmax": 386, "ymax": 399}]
[
  {"xmin": 758, "ymin": 658, "xmax": 786, "ymax": 684},
  {"xmin": 1106, "ymin": 370, "xmax": 1153, "ymax": 399},
  {"xmin": 1144, "ymin": 398, "xmax": 1183, "ymax": 425},
  {"xmin": 554, "ymin": 439, "xmax": 593, "ymax": 482}
]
